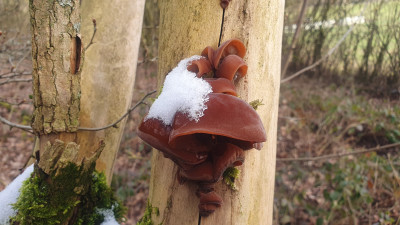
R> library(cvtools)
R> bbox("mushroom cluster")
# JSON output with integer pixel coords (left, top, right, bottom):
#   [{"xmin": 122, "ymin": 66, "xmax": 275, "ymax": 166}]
[{"xmin": 138, "ymin": 39, "xmax": 266, "ymax": 216}]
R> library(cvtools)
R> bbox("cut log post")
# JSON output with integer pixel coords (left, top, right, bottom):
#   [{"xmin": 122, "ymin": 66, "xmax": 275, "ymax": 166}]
[{"xmin": 148, "ymin": 0, "xmax": 284, "ymax": 224}]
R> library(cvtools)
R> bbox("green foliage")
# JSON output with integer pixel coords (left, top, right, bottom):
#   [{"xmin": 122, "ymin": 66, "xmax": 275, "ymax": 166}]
[
  {"xmin": 11, "ymin": 165, "xmax": 125, "ymax": 225},
  {"xmin": 277, "ymin": 80, "xmax": 400, "ymax": 224},
  {"xmin": 223, "ymin": 167, "xmax": 240, "ymax": 190},
  {"xmin": 136, "ymin": 202, "xmax": 160, "ymax": 225},
  {"xmin": 275, "ymin": 153, "xmax": 400, "ymax": 224}
]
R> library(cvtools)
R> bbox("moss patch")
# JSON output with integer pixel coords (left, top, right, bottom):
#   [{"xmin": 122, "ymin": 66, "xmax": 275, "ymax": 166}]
[
  {"xmin": 249, "ymin": 99, "xmax": 264, "ymax": 110},
  {"xmin": 223, "ymin": 167, "xmax": 240, "ymax": 190},
  {"xmin": 11, "ymin": 164, "xmax": 125, "ymax": 225},
  {"xmin": 137, "ymin": 201, "xmax": 160, "ymax": 225}
]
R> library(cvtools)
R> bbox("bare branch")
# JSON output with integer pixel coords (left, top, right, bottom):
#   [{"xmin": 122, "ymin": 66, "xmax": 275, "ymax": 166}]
[
  {"xmin": 276, "ymin": 142, "xmax": 400, "ymax": 162},
  {"xmin": 78, "ymin": 90, "xmax": 156, "ymax": 131},
  {"xmin": 0, "ymin": 98, "xmax": 31, "ymax": 106},
  {"xmin": 85, "ymin": 19, "xmax": 97, "ymax": 50},
  {"xmin": 137, "ymin": 57, "xmax": 158, "ymax": 64},
  {"xmin": 0, "ymin": 71, "xmax": 32, "ymax": 79},
  {"xmin": 281, "ymin": 0, "xmax": 370, "ymax": 84},
  {"xmin": 0, "ymin": 115, "xmax": 33, "ymax": 133},
  {"xmin": 0, "ymin": 78, "xmax": 32, "ymax": 85},
  {"xmin": 0, "ymin": 91, "xmax": 156, "ymax": 134}
]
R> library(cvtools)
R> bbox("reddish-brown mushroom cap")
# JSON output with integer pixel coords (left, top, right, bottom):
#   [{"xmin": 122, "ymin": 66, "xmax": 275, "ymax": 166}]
[
  {"xmin": 187, "ymin": 57, "xmax": 212, "ymax": 77},
  {"xmin": 178, "ymin": 143, "xmax": 244, "ymax": 183},
  {"xmin": 138, "ymin": 118, "xmax": 208, "ymax": 168},
  {"xmin": 215, "ymin": 55, "xmax": 248, "ymax": 80},
  {"xmin": 213, "ymin": 39, "xmax": 246, "ymax": 69},
  {"xmin": 201, "ymin": 46, "xmax": 214, "ymax": 63},
  {"xmin": 169, "ymin": 93, "xmax": 266, "ymax": 150},
  {"xmin": 204, "ymin": 78, "xmax": 237, "ymax": 96},
  {"xmin": 198, "ymin": 191, "xmax": 222, "ymax": 217},
  {"xmin": 137, "ymin": 39, "xmax": 266, "ymax": 217}
]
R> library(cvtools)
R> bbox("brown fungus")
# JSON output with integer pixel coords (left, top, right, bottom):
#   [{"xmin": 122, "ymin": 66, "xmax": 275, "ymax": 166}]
[{"xmin": 137, "ymin": 39, "xmax": 266, "ymax": 217}]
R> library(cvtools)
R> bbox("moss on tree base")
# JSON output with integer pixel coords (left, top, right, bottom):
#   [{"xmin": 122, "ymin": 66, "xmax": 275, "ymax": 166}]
[{"xmin": 11, "ymin": 164, "xmax": 125, "ymax": 225}]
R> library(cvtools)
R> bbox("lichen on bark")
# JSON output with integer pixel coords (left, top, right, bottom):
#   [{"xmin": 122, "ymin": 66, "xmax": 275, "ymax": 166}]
[{"xmin": 29, "ymin": 0, "xmax": 82, "ymax": 135}]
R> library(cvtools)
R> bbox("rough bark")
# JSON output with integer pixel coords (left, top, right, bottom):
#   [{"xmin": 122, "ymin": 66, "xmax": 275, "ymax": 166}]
[
  {"xmin": 149, "ymin": 1, "xmax": 284, "ymax": 225},
  {"xmin": 30, "ymin": 0, "xmax": 82, "ymax": 135},
  {"xmin": 23, "ymin": 0, "xmax": 145, "ymax": 223},
  {"xmin": 79, "ymin": 0, "xmax": 145, "ymax": 183}
]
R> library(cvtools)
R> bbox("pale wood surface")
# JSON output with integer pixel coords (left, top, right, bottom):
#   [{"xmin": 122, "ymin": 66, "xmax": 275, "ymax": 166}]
[
  {"xmin": 149, "ymin": 0, "xmax": 284, "ymax": 224},
  {"xmin": 79, "ymin": 0, "xmax": 145, "ymax": 183}
]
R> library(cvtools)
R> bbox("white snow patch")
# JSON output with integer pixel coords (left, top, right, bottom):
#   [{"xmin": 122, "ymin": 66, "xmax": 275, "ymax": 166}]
[
  {"xmin": 98, "ymin": 208, "xmax": 119, "ymax": 225},
  {"xmin": 146, "ymin": 55, "xmax": 212, "ymax": 125},
  {"xmin": 0, "ymin": 164, "xmax": 34, "ymax": 225}
]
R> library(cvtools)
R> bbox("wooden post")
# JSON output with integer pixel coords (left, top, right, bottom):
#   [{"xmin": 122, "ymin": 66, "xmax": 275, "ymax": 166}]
[{"xmin": 149, "ymin": 0, "xmax": 284, "ymax": 224}]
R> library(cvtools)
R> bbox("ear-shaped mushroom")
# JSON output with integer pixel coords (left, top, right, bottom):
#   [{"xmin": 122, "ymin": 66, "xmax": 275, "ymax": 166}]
[
  {"xmin": 138, "ymin": 118, "xmax": 208, "ymax": 169},
  {"xmin": 169, "ymin": 93, "xmax": 266, "ymax": 150},
  {"xmin": 201, "ymin": 46, "xmax": 214, "ymax": 64},
  {"xmin": 178, "ymin": 143, "xmax": 244, "ymax": 183},
  {"xmin": 204, "ymin": 78, "xmax": 237, "ymax": 96},
  {"xmin": 187, "ymin": 57, "xmax": 212, "ymax": 77},
  {"xmin": 137, "ymin": 39, "xmax": 266, "ymax": 217},
  {"xmin": 197, "ymin": 191, "xmax": 222, "ymax": 217},
  {"xmin": 212, "ymin": 39, "xmax": 246, "ymax": 69},
  {"xmin": 215, "ymin": 55, "xmax": 248, "ymax": 80}
]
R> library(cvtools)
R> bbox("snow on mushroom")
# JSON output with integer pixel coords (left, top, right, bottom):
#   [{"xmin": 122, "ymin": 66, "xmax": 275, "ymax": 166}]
[{"xmin": 138, "ymin": 39, "xmax": 266, "ymax": 216}]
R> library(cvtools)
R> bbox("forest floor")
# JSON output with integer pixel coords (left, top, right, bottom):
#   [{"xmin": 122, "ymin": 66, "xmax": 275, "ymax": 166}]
[{"xmin": 1, "ymin": 15, "xmax": 400, "ymax": 225}]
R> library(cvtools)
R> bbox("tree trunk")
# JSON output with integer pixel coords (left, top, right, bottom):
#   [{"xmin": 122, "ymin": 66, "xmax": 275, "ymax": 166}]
[
  {"xmin": 79, "ymin": 0, "xmax": 145, "ymax": 184},
  {"xmin": 15, "ymin": 0, "xmax": 144, "ymax": 223},
  {"xmin": 148, "ymin": 1, "xmax": 284, "ymax": 224}
]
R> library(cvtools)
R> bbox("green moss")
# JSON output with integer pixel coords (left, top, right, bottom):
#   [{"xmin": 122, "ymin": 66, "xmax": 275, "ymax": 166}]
[
  {"xmin": 137, "ymin": 202, "xmax": 161, "ymax": 225},
  {"xmin": 11, "ymin": 164, "xmax": 125, "ymax": 225},
  {"xmin": 223, "ymin": 167, "xmax": 240, "ymax": 190},
  {"xmin": 249, "ymin": 99, "xmax": 264, "ymax": 110}
]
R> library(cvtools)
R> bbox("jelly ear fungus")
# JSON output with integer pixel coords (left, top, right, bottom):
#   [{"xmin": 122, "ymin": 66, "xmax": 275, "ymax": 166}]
[{"xmin": 138, "ymin": 39, "xmax": 266, "ymax": 217}]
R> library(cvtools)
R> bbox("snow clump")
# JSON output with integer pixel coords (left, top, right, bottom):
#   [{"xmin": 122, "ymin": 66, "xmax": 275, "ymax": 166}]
[
  {"xmin": 146, "ymin": 55, "xmax": 212, "ymax": 125},
  {"xmin": 0, "ymin": 164, "xmax": 34, "ymax": 225}
]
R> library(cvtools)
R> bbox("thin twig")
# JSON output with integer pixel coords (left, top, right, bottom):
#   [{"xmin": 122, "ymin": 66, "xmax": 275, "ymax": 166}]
[
  {"xmin": 85, "ymin": 19, "xmax": 97, "ymax": 50},
  {"xmin": 281, "ymin": 0, "xmax": 370, "ymax": 84},
  {"xmin": 78, "ymin": 90, "xmax": 156, "ymax": 131},
  {"xmin": 0, "ymin": 98, "xmax": 31, "ymax": 106},
  {"xmin": 0, "ymin": 71, "xmax": 32, "ymax": 79},
  {"xmin": 0, "ymin": 115, "xmax": 33, "ymax": 133},
  {"xmin": 0, "ymin": 91, "xmax": 156, "ymax": 133},
  {"xmin": 0, "ymin": 78, "xmax": 32, "ymax": 85},
  {"xmin": 137, "ymin": 57, "xmax": 158, "ymax": 64},
  {"xmin": 276, "ymin": 142, "xmax": 400, "ymax": 162},
  {"xmin": 15, "ymin": 51, "xmax": 31, "ymax": 70}
]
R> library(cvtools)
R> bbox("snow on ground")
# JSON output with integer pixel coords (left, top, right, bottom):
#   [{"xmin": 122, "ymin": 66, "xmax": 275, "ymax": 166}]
[
  {"xmin": 145, "ymin": 55, "xmax": 212, "ymax": 125},
  {"xmin": 98, "ymin": 208, "xmax": 119, "ymax": 225},
  {"xmin": 284, "ymin": 16, "xmax": 365, "ymax": 33},
  {"xmin": 0, "ymin": 164, "xmax": 34, "ymax": 225}
]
